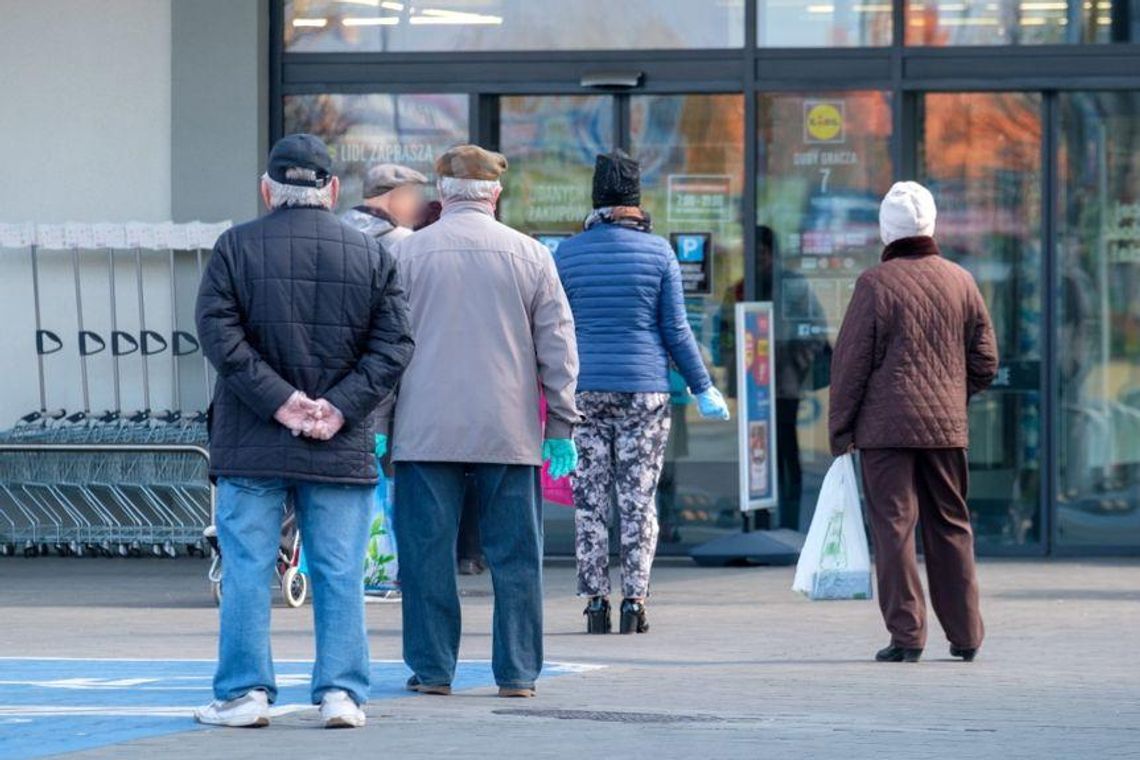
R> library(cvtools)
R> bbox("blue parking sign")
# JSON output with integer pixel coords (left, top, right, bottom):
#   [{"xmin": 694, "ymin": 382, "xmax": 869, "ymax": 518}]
[{"xmin": 669, "ymin": 232, "xmax": 713, "ymax": 295}]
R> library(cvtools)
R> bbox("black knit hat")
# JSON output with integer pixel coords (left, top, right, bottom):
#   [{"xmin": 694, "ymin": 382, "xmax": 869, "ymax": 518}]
[{"xmin": 592, "ymin": 150, "xmax": 641, "ymax": 209}]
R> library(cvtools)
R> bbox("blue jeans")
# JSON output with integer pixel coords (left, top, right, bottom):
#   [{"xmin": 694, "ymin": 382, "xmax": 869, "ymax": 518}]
[
  {"xmin": 213, "ymin": 477, "xmax": 372, "ymax": 705},
  {"xmin": 395, "ymin": 462, "xmax": 544, "ymax": 690}
]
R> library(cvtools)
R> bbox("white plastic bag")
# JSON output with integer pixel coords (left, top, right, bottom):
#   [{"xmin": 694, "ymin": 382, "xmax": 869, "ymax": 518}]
[{"xmin": 792, "ymin": 454, "xmax": 873, "ymax": 600}]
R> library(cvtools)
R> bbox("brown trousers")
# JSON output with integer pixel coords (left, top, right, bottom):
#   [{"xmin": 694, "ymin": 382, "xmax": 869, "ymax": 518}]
[{"xmin": 860, "ymin": 448, "xmax": 984, "ymax": 650}]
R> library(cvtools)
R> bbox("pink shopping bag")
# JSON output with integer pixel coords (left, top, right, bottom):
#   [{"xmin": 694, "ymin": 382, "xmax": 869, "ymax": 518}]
[{"xmin": 539, "ymin": 394, "xmax": 574, "ymax": 506}]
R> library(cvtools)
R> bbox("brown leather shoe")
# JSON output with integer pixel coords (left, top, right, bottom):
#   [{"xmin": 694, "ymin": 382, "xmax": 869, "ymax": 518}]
[
  {"xmin": 498, "ymin": 686, "xmax": 536, "ymax": 698},
  {"xmin": 406, "ymin": 676, "xmax": 452, "ymax": 696}
]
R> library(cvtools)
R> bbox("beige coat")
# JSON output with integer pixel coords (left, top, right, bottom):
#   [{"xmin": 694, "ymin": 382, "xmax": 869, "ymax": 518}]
[{"xmin": 379, "ymin": 201, "xmax": 581, "ymax": 465}]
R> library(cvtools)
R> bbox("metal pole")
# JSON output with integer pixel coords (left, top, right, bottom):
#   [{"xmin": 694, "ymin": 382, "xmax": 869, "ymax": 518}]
[
  {"xmin": 169, "ymin": 247, "xmax": 181, "ymax": 411},
  {"xmin": 135, "ymin": 245, "xmax": 151, "ymax": 412},
  {"xmin": 108, "ymin": 248, "xmax": 122, "ymax": 412},
  {"xmin": 29, "ymin": 243, "xmax": 47, "ymax": 412},
  {"xmin": 195, "ymin": 247, "xmax": 212, "ymax": 407},
  {"xmin": 72, "ymin": 245, "xmax": 91, "ymax": 413}
]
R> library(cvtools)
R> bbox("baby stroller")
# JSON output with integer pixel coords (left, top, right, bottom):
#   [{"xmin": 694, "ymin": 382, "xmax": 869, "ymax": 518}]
[{"xmin": 205, "ymin": 498, "xmax": 308, "ymax": 608}]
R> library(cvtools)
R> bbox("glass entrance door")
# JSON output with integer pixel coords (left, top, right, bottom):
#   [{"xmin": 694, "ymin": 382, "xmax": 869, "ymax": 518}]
[
  {"xmin": 755, "ymin": 90, "xmax": 895, "ymax": 532},
  {"xmin": 919, "ymin": 92, "xmax": 1046, "ymax": 552},
  {"xmin": 496, "ymin": 93, "xmax": 745, "ymax": 555}
]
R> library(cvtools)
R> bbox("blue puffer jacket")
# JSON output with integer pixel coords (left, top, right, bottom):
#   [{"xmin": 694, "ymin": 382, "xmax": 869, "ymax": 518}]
[{"xmin": 554, "ymin": 223, "xmax": 712, "ymax": 395}]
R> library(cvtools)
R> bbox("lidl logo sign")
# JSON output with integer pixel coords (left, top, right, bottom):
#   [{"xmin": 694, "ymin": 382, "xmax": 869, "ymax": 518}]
[{"xmin": 804, "ymin": 101, "xmax": 845, "ymax": 144}]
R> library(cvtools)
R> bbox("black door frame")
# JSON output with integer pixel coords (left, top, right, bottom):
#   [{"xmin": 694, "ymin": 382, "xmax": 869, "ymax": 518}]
[{"xmin": 269, "ymin": 0, "xmax": 1140, "ymax": 556}]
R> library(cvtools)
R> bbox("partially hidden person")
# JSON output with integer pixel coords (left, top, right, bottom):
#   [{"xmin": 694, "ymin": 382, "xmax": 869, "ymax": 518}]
[
  {"xmin": 341, "ymin": 162, "xmax": 429, "ymax": 254},
  {"xmin": 193, "ymin": 134, "xmax": 414, "ymax": 728},
  {"xmin": 829, "ymin": 181, "xmax": 998, "ymax": 664}
]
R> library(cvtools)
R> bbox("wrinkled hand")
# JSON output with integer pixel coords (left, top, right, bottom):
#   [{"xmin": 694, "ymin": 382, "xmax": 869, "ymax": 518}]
[
  {"xmin": 305, "ymin": 399, "xmax": 345, "ymax": 441},
  {"xmin": 696, "ymin": 387, "xmax": 731, "ymax": 421},
  {"xmin": 374, "ymin": 433, "xmax": 389, "ymax": 459},
  {"xmin": 543, "ymin": 438, "xmax": 578, "ymax": 480},
  {"xmin": 273, "ymin": 391, "xmax": 321, "ymax": 437}
]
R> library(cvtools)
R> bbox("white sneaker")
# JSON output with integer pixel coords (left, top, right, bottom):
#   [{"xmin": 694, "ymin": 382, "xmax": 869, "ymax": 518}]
[
  {"xmin": 194, "ymin": 689, "xmax": 270, "ymax": 727},
  {"xmin": 320, "ymin": 689, "xmax": 366, "ymax": 728}
]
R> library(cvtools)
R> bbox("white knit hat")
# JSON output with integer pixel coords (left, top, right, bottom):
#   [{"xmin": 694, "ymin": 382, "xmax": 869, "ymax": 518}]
[{"xmin": 879, "ymin": 181, "xmax": 937, "ymax": 245}]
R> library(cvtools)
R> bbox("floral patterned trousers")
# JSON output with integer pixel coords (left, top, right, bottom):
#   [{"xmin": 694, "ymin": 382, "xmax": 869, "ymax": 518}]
[{"xmin": 572, "ymin": 392, "xmax": 671, "ymax": 599}]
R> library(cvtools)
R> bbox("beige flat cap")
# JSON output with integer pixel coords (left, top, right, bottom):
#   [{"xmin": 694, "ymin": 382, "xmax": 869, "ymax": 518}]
[{"xmin": 435, "ymin": 145, "xmax": 508, "ymax": 181}]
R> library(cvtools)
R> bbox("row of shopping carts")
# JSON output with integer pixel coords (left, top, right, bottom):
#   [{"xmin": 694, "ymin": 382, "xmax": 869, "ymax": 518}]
[
  {"xmin": 0, "ymin": 222, "xmax": 228, "ymax": 560},
  {"xmin": 0, "ymin": 409, "xmax": 212, "ymax": 559}
]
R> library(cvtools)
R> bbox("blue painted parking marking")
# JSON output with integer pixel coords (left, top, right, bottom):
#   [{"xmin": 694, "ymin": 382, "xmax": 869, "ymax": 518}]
[{"xmin": 0, "ymin": 658, "xmax": 601, "ymax": 759}]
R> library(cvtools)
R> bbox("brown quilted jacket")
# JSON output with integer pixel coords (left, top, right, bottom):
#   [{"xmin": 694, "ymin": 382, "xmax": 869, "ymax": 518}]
[{"xmin": 828, "ymin": 236, "xmax": 998, "ymax": 456}]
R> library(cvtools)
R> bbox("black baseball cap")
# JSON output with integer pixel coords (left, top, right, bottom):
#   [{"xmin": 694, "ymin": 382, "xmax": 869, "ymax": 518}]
[{"xmin": 267, "ymin": 133, "xmax": 333, "ymax": 188}]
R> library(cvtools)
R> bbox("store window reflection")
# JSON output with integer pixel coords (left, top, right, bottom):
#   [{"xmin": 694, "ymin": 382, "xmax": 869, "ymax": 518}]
[
  {"xmin": 755, "ymin": 91, "xmax": 892, "ymax": 530},
  {"xmin": 630, "ymin": 94, "xmax": 745, "ymax": 550},
  {"xmin": 920, "ymin": 92, "xmax": 1043, "ymax": 550},
  {"xmin": 282, "ymin": 93, "xmax": 468, "ymax": 212},
  {"xmin": 907, "ymin": 0, "xmax": 1139, "ymax": 45},
  {"xmin": 498, "ymin": 96, "xmax": 613, "ymax": 242},
  {"xmin": 285, "ymin": 0, "xmax": 745, "ymax": 52},
  {"xmin": 495, "ymin": 95, "xmax": 613, "ymax": 555},
  {"xmin": 1056, "ymin": 92, "xmax": 1140, "ymax": 547},
  {"xmin": 757, "ymin": 0, "xmax": 893, "ymax": 46}
]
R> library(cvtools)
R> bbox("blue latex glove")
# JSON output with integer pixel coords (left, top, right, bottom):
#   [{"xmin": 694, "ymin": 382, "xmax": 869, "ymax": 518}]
[
  {"xmin": 696, "ymin": 387, "xmax": 731, "ymax": 421},
  {"xmin": 374, "ymin": 433, "xmax": 388, "ymax": 459},
  {"xmin": 542, "ymin": 438, "xmax": 578, "ymax": 480}
]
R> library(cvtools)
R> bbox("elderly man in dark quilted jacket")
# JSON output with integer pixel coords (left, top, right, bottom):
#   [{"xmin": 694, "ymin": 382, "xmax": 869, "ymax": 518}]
[
  {"xmin": 193, "ymin": 134, "xmax": 413, "ymax": 729},
  {"xmin": 829, "ymin": 181, "xmax": 998, "ymax": 664}
]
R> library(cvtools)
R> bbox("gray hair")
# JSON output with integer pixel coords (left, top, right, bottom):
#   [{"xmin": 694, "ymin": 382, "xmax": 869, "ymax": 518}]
[
  {"xmin": 261, "ymin": 172, "xmax": 334, "ymax": 209},
  {"xmin": 437, "ymin": 176, "xmax": 501, "ymax": 203}
]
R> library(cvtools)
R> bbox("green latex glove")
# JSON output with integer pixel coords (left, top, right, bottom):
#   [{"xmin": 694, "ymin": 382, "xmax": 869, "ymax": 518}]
[
  {"xmin": 542, "ymin": 438, "xmax": 578, "ymax": 480},
  {"xmin": 374, "ymin": 433, "xmax": 389, "ymax": 459}
]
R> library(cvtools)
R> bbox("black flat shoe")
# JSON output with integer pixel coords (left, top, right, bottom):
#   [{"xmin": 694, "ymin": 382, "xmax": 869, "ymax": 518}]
[
  {"xmin": 584, "ymin": 596, "xmax": 611, "ymax": 634},
  {"xmin": 619, "ymin": 599, "xmax": 649, "ymax": 634},
  {"xmin": 875, "ymin": 645, "xmax": 923, "ymax": 662},
  {"xmin": 950, "ymin": 646, "xmax": 978, "ymax": 662}
]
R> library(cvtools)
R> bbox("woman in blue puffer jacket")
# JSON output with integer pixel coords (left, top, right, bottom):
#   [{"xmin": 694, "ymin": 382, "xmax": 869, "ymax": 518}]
[{"xmin": 554, "ymin": 150, "xmax": 730, "ymax": 635}]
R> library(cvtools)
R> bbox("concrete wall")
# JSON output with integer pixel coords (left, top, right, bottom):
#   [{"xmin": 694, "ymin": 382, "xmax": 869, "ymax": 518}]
[
  {"xmin": 0, "ymin": 1, "xmax": 266, "ymax": 424},
  {"xmin": 0, "ymin": 0, "xmax": 173, "ymax": 222},
  {"xmin": 172, "ymin": 0, "xmax": 268, "ymax": 224}
]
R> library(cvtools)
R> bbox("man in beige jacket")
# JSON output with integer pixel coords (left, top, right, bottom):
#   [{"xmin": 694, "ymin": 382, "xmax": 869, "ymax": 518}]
[{"xmin": 380, "ymin": 145, "xmax": 581, "ymax": 698}]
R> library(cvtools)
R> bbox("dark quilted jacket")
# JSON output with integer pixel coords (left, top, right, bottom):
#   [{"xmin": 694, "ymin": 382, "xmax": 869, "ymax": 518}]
[
  {"xmin": 554, "ymin": 223, "xmax": 712, "ymax": 394},
  {"xmin": 195, "ymin": 206, "xmax": 414, "ymax": 484},
  {"xmin": 828, "ymin": 236, "xmax": 998, "ymax": 456}
]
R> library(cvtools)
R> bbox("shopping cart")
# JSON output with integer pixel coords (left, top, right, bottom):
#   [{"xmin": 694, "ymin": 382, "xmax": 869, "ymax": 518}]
[{"xmin": 205, "ymin": 501, "xmax": 309, "ymax": 608}]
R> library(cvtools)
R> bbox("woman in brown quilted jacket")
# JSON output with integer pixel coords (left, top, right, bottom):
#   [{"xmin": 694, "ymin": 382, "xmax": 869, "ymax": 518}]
[{"xmin": 829, "ymin": 181, "xmax": 999, "ymax": 664}]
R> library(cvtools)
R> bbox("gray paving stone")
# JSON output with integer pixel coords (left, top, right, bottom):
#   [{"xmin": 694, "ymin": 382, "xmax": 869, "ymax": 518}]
[{"xmin": 2, "ymin": 557, "xmax": 1138, "ymax": 759}]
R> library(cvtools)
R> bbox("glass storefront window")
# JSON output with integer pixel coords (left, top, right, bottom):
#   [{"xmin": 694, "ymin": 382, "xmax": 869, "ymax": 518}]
[
  {"xmin": 498, "ymin": 96, "xmax": 613, "ymax": 240},
  {"xmin": 920, "ymin": 91, "xmax": 1044, "ymax": 550},
  {"xmin": 284, "ymin": 1, "xmax": 745, "ymax": 52},
  {"xmin": 282, "ymin": 93, "xmax": 468, "ymax": 212},
  {"xmin": 907, "ymin": 0, "xmax": 1139, "ymax": 45},
  {"xmin": 496, "ymin": 94, "xmax": 744, "ymax": 553},
  {"xmin": 497, "ymin": 95, "xmax": 614, "ymax": 554},
  {"xmin": 627, "ymin": 94, "xmax": 745, "ymax": 549},
  {"xmin": 757, "ymin": 0, "xmax": 893, "ymax": 46},
  {"xmin": 1055, "ymin": 91, "xmax": 1140, "ymax": 547},
  {"xmin": 755, "ymin": 91, "xmax": 893, "ymax": 530}
]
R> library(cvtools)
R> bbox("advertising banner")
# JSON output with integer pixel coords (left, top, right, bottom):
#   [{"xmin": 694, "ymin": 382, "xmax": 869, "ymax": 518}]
[{"xmin": 736, "ymin": 302, "xmax": 778, "ymax": 512}]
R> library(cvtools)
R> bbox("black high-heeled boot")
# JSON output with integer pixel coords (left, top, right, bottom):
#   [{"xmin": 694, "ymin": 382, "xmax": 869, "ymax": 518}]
[
  {"xmin": 584, "ymin": 596, "xmax": 611, "ymax": 634},
  {"xmin": 619, "ymin": 599, "xmax": 649, "ymax": 634},
  {"xmin": 875, "ymin": 644, "xmax": 923, "ymax": 662}
]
